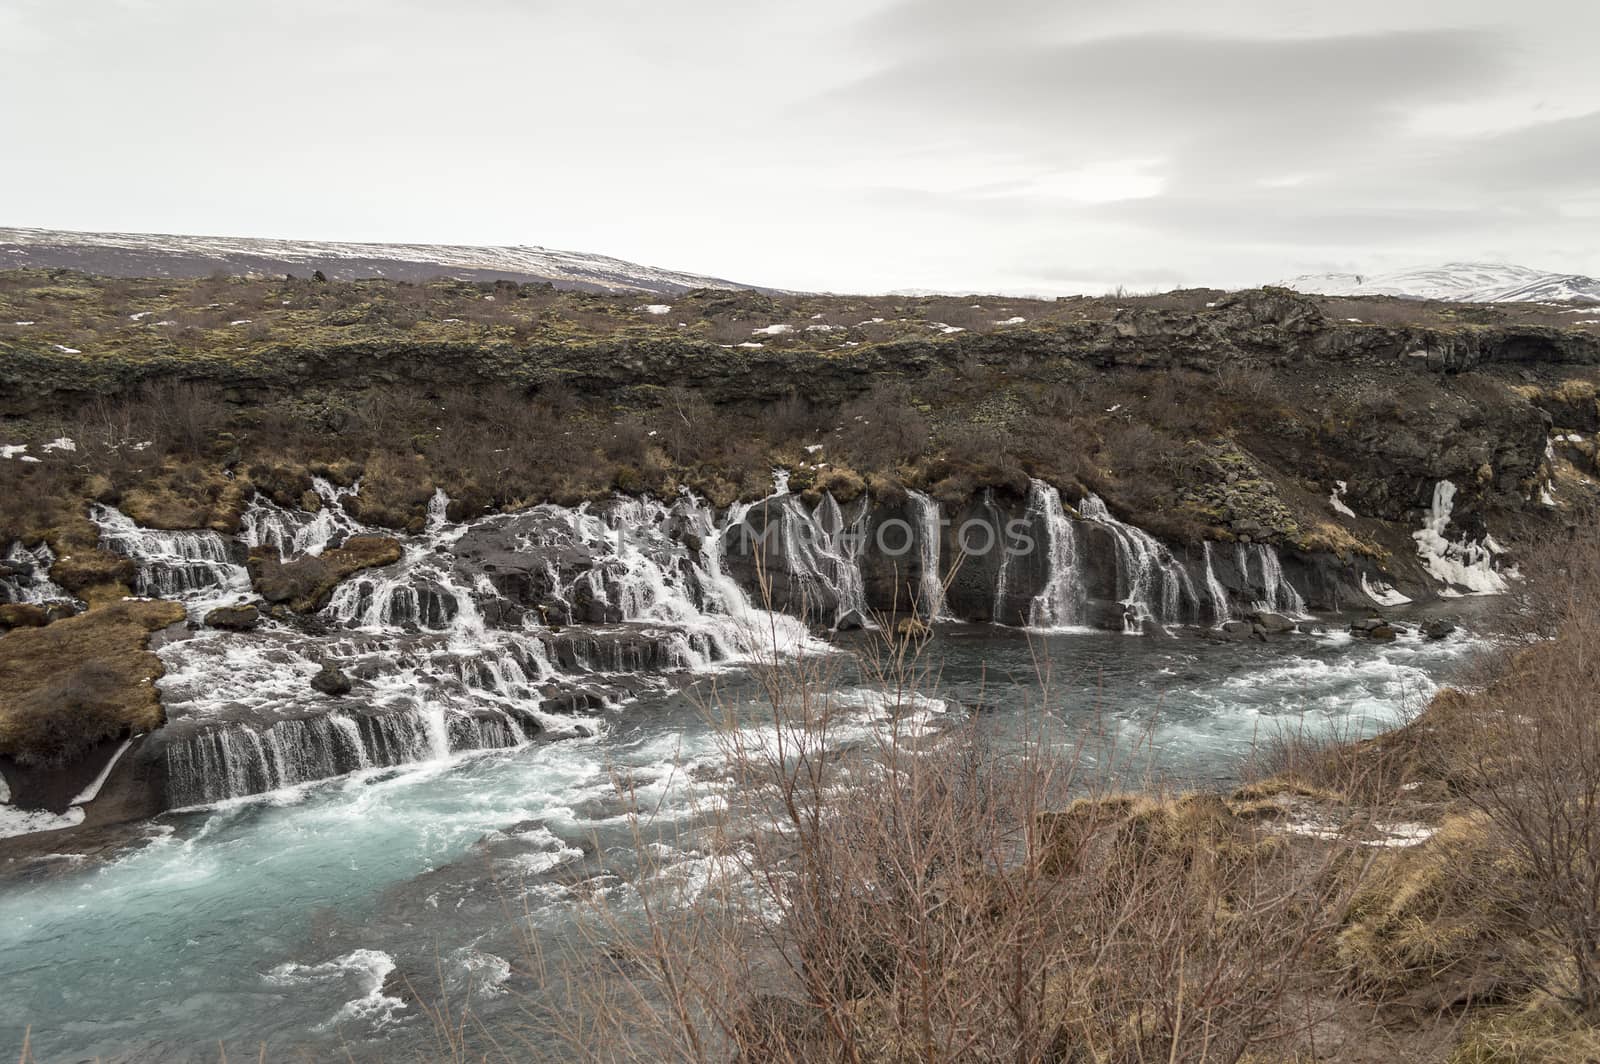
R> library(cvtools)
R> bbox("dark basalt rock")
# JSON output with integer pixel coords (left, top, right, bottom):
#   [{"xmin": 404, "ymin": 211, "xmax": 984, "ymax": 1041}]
[
  {"xmin": 835, "ymin": 609, "xmax": 867, "ymax": 632},
  {"xmin": 1423, "ymin": 619, "xmax": 1459, "ymax": 641},
  {"xmin": 1217, "ymin": 620, "xmax": 1253, "ymax": 642},
  {"xmin": 310, "ymin": 664, "xmax": 353, "ymax": 697},
  {"xmin": 204, "ymin": 604, "xmax": 260, "ymax": 631},
  {"xmin": 1251, "ymin": 611, "xmax": 1298, "ymax": 634}
]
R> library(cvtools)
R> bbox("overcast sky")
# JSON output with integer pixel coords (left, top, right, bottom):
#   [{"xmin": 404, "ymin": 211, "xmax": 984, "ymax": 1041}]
[{"xmin": 3, "ymin": 0, "xmax": 1598, "ymax": 294}]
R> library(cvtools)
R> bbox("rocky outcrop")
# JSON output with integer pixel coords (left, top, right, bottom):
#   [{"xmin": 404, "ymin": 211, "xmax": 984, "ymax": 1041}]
[
  {"xmin": 310, "ymin": 664, "xmax": 353, "ymax": 697},
  {"xmin": 204, "ymin": 603, "xmax": 260, "ymax": 630},
  {"xmin": 248, "ymin": 535, "xmax": 403, "ymax": 613},
  {"xmin": 6, "ymin": 289, "xmax": 1597, "ymax": 415}
]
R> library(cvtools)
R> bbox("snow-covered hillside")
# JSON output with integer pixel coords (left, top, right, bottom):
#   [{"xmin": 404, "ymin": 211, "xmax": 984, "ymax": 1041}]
[
  {"xmin": 1281, "ymin": 262, "xmax": 1600, "ymax": 304},
  {"xmin": 0, "ymin": 227, "xmax": 760, "ymax": 295}
]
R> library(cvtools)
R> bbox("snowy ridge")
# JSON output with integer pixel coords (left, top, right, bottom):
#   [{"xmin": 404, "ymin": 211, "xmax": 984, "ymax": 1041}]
[
  {"xmin": 1280, "ymin": 262, "xmax": 1600, "ymax": 305},
  {"xmin": 0, "ymin": 226, "xmax": 764, "ymax": 296}
]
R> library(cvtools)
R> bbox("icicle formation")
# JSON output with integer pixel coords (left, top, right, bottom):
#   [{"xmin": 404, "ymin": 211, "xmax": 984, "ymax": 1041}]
[
  {"xmin": 1023, "ymin": 480, "xmax": 1083, "ymax": 629},
  {"xmin": 905, "ymin": 490, "xmax": 948, "ymax": 621},
  {"xmin": 1201, "ymin": 542, "xmax": 1230, "ymax": 625},
  {"xmin": 1413, "ymin": 480, "xmax": 1509, "ymax": 596},
  {"xmin": 92, "ymin": 504, "xmax": 250, "ymax": 600},
  {"xmin": 1078, "ymin": 493, "xmax": 1197, "ymax": 632},
  {"xmin": 1236, "ymin": 543, "xmax": 1307, "ymax": 616},
  {"xmin": 0, "ymin": 541, "xmax": 74, "ymax": 605}
]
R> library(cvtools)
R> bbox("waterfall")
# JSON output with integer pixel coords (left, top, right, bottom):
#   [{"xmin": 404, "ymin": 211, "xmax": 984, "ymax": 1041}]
[
  {"xmin": 745, "ymin": 491, "xmax": 871, "ymax": 628},
  {"xmin": 1078, "ymin": 493, "xmax": 1197, "ymax": 632},
  {"xmin": 990, "ymin": 491, "xmax": 1014, "ymax": 624},
  {"xmin": 1237, "ymin": 543, "xmax": 1306, "ymax": 616},
  {"xmin": 240, "ymin": 478, "xmax": 362, "ymax": 560},
  {"xmin": 0, "ymin": 541, "xmax": 73, "ymax": 605},
  {"xmin": 92, "ymin": 505, "xmax": 250, "ymax": 601},
  {"xmin": 162, "ymin": 705, "xmax": 539, "ymax": 808},
  {"xmin": 1022, "ymin": 480, "xmax": 1083, "ymax": 629},
  {"xmin": 905, "ymin": 491, "xmax": 948, "ymax": 621},
  {"xmin": 1201, "ymin": 542, "xmax": 1230, "ymax": 625}
]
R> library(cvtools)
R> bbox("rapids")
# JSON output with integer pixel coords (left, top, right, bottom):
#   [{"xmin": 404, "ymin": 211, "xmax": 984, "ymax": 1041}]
[{"xmin": 0, "ymin": 478, "xmax": 1487, "ymax": 1060}]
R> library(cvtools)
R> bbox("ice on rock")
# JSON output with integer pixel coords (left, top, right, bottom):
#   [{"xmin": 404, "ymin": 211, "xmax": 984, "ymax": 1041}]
[{"xmin": 1412, "ymin": 481, "xmax": 1508, "ymax": 595}]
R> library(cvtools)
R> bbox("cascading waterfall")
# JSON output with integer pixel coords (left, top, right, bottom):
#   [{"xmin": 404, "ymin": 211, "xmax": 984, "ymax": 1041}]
[
  {"xmin": 1201, "ymin": 542, "xmax": 1231, "ymax": 625},
  {"xmin": 905, "ymin": 491, "xmax": 948, "ymax": 621},
  {"xmin": 1022, "ymin": 480, "xmax": 1084, "ymax": 629},
  {"xmin": 1237, "ymin": 543, "xmax": 1307, "ymax": 616},
  {"xmin": 0, "ymin": 541, "xmax": 73, "ymax": 605},
  {"xmin": 240, "ymin": 477, "xmax": 362, "ymax": 560},
  {"xmin": 92, "ymin": 485, "xmax": 830, "ymax": 813},
  {"xmin": 92, "ymin": 504, "xmax": 250, "ymax": 600},
  {"xmin": 757, "ymin": 489, "xmax": 872, "ymax": 628},
  {"xmin": 1078, "ymin": 493, "xmax": 1197, "ymax": 632},
  {"xmin": 161, "ymin": 705, "xmax": 537, "ymax": 808}
]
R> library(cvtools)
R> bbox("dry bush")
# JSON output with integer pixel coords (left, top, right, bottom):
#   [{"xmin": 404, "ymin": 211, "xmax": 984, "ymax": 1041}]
[
  {"xmin": 1133, "ymin": 369, "xmax": 1228, "ymax": 438},
  {"xmin": 762, "ymin": 395, "xmax": 829, "ymax": 444},
  {"xmin": 1453, "ymin": 545, "xmax": 1600, "ymax": 1018},
  {"xmin": 936, "ymin": 420, "xmax": 1012, "ymax": 472},
  {"xmin": 657, "ymin": 388, "xmax": 718, "ymax": 466},
  {"xmin": 140, "ymin": 381, "xmax": 230, "ymax": 458},
  {"xmin": 489, "ymin": 618, "xmax": 1376, "ymax": 1064},
  {"xmin": 838, "ymin": 382, "xmax": 930, "ymax": 470}
]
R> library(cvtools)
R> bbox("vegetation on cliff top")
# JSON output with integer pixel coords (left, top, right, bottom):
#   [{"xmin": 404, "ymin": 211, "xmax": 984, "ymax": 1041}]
[{"xmin": 4, "ymin": 269, "xmax": 1598, "ymax": 581}]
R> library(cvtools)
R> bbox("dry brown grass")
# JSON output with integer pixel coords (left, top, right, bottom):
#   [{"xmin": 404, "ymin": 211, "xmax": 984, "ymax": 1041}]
[{"xmin": 0, "ymin": 599, "xmax": 184, "ymax": 763}]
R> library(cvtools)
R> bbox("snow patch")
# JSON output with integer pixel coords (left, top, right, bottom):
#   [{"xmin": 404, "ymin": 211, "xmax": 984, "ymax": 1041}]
[
  {"xmin": 1360, "ymin": 572, "xmax": 1412, "ymax": 607},
  {"xmin": 637, "ymin": 304, "xmax": 672, "ymax": 315},
  {"xmin": 1329, "ymin": 480, "xmax": 1357, "ymax": 518}
]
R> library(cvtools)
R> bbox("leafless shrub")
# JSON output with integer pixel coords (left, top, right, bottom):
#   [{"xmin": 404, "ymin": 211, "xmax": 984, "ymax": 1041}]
[
  {"xmin": 838, "ymin": 382, "xmax": 930, "ymax": 470},
  {"xmin": 477, "ymin": 607, "xmax": 1377, "ymax": 1064},
  {"xmin": 140, "ymin": 381, "xmax": 229, "ymax": 457},
  {"xmin": 1456, "ymin": 535, "xmax": 1600, "ymax": 1018}
]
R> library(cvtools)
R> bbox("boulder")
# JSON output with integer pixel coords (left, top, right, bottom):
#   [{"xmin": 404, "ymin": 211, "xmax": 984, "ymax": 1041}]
[
  {"xmin": 43, "ymin": 602, "xmax": 77, "ymax": 623},
  {"xmin": 1367, "ymin": 624, "xmax": 1397, "ymax": 642},
  {"xmin": 1217, "ymin": 620, "xmax": 1252, "ymax": 642},
  {"xmin": 835, "ymin": 609, "xmax": 867, "ymax": 632},
  {"xmin": 248, "ymin": 535, "xmax": 403, "ymax": 613},
  {"xmin": 1251, "ymin": 611, "xmax": 1298, "ymax": 634},
  {"xmin": 204, "ymin": 604, "xmax": 261, "ymax": 631},
  {"xmin": 1422, "ymin": 619, "xmax": 1458, "ymax": 641},
  {"xmin": 310, "ymin": 664, "xmax": 353, "ymax": 697}
]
